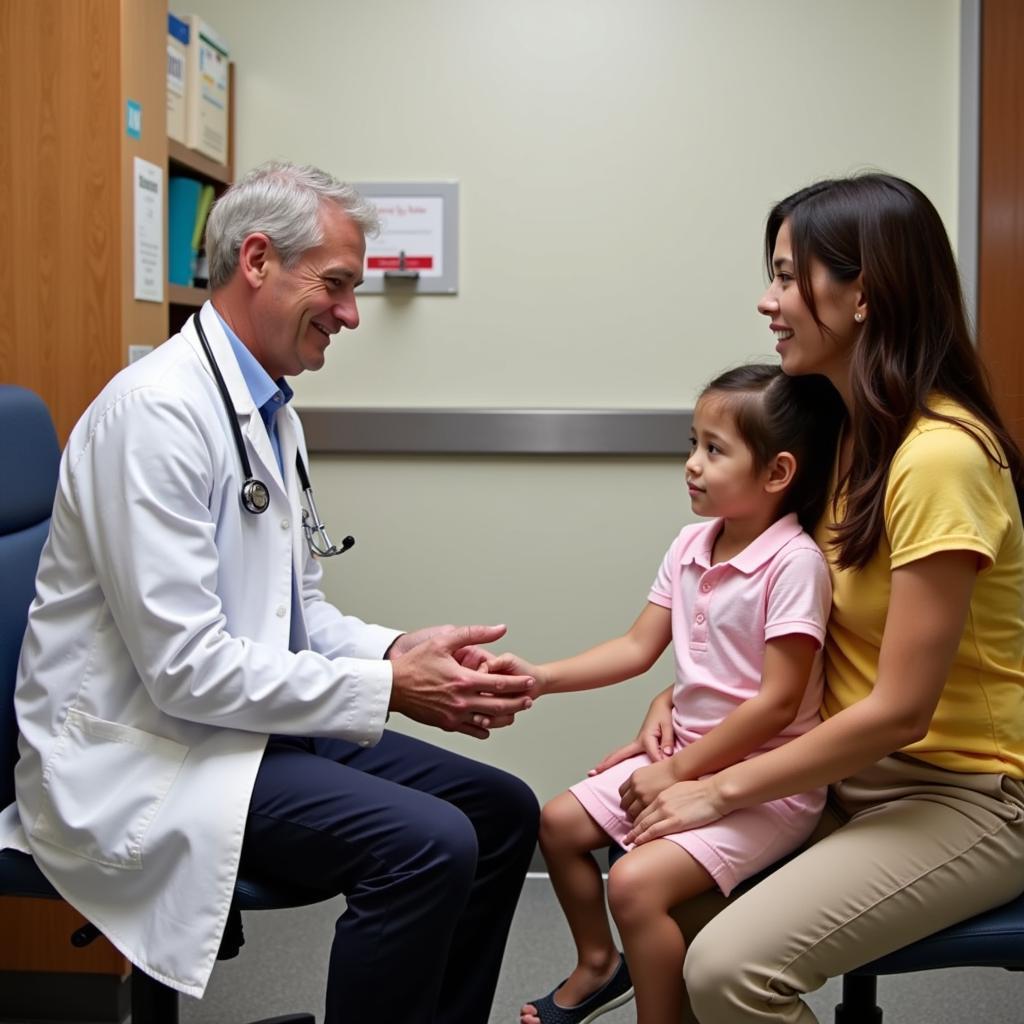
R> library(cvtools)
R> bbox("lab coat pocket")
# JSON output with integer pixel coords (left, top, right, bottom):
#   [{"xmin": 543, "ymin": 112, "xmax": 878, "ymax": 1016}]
[{"xmin": 31, "ymin": 708, "xmax": 188, "ymax": 870}]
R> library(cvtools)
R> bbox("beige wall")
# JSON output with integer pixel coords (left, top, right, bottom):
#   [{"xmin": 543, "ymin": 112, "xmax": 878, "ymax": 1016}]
[{"xmin": 188, "ymin": 0, "xmax": 961, "ymax": 801}]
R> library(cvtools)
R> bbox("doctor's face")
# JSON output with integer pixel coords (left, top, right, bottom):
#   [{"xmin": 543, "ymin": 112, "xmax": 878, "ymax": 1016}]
[{"xmin": 256, "ymin": 201, "xmax": 366, "ymax": 379}]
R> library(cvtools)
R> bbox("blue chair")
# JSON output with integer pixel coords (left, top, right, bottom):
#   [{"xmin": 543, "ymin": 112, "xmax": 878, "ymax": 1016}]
[
  {"xmin": 609, "ymin": 812, "xmax": 1024, "ymax": 1022},
  {"xmin": 835, "ymin": 896, "xmax": 1024, "ymax": 1022},
  {"xmin": 0, "ymin": 384, "xmax": 321, "ymax": 1024}
]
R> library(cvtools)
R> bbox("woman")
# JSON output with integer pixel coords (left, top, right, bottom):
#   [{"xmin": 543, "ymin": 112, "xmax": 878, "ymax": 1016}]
[{"xmin": 614, "ymin": 173, "xmax": 1024, "ymax": 1022}]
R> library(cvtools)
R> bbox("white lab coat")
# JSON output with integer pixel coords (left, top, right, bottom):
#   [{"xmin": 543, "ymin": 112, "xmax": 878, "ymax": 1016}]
[{"xmin": 0, "ymin": 303, "xmax": 400, "ymax": 996}]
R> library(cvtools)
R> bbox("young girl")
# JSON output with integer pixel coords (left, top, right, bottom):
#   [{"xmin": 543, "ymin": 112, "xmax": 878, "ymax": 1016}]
[
  {"xmin": 488, "ymin": 363, "xmax": 844, "ymax": 1024},
  {"xmin": 625, "ymin": 174, "xmax": 1024, "ymax": 1024}
]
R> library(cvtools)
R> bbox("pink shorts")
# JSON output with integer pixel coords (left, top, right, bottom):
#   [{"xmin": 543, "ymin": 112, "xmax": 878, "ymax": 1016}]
[{"xmin": 569, "ymin": 751, "xmax": 825, "ymax": 896}]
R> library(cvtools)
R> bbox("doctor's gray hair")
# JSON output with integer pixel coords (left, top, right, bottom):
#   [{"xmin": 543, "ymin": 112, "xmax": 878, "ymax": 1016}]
[{"xmin": 205, "ymin": 161, "xmax": 379, "ymax": 290}]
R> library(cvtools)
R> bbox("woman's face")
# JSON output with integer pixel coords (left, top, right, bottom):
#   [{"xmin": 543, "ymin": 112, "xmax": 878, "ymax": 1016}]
[{"xmin": 757, "ymin": 219, "xmax": 865, "ymax": 386}]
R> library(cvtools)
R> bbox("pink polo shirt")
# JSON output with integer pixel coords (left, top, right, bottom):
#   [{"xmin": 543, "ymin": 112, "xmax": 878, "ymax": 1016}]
[{"xmin": 649, "ymin": 513, "xmax": 830, "ymax": 756}]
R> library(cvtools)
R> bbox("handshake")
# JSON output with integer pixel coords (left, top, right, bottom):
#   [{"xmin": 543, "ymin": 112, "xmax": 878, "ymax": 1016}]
[{"xmin": 385, "ymin": 623, "xmax": 543, "ymax": 740}]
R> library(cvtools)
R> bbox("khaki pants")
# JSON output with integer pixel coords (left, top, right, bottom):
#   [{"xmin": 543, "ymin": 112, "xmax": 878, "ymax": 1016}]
[{"xmin": 671, "ymin": 755, "xmax": 1024, "ymax": 1023}]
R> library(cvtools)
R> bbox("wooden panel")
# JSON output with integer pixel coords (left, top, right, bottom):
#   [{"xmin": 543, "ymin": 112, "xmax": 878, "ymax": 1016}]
[
  {"xmin": 120, "ymin": 0, "xmax": 169, "ymax": 357},
  {"xmin": 0, "ymin": 0, "xmax": 132, "ymax": 978},
  {"xmin": 0, "ymin": 898, "xmax": 128, "ymax": 975},
  {"xmin": 0, "ymin": 0, "xmax": 123, "ymax": 442},
  {"xmin": 978, "ymin": 0, "xmax": 1024, "ymax": 447}
]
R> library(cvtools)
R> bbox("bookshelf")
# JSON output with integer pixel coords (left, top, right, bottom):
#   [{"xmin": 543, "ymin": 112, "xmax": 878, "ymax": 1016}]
[{"xmin": 166, "ymin": 66, "xmax": 234, "ymax": 335}]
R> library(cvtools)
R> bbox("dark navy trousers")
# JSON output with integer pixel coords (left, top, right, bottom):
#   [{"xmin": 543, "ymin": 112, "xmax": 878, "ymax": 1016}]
[{"xmin": 238, "ymin": 729, "xmax": 540, "ymax": 1023}]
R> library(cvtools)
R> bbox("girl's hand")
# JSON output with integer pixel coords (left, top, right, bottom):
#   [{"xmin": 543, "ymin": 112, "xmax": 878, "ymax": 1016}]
[
  {"xmin": 482, "ymin": 651, "xmax": 548, "ymax": 696},
  {"xmin": 589, "ymin": 684, "xmax": 674, "ymax": 775},
  {"xmin": 634, "ymin": 684, "xmax": 675, "ymax": 762},
  {"xmin": 618, "ymin": 759, "xmax": 680, "ymax": 821},
  {"xmin": 624, "ymin": 777, "xmax": 727, "ymax": 846},
  {"xmin": 587, "ymin": 738, "xmax": 643, "ymax": 777}
]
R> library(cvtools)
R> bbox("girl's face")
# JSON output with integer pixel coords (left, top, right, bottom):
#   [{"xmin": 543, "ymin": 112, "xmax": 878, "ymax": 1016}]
[
  {"xmin": 756, "ymin": 219, "xmax": 865, "ymax": 386},
  {"xmin": 686, "ymin": 395, "xmax": 774, "ymax": 521}
]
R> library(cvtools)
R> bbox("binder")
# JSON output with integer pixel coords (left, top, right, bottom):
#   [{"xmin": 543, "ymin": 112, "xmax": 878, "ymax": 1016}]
[
  {"xmin": 182, "ymin": 16, "xmax": 230, "ymax": 165},
  {"xmin": 191, "ymin": 184, "xmax": 215, "ymax": 255},
  {"xmin": 166, "ymin": 13, "xmax": 189, "ymax": 144},
  {"xmin": 168, "ymin": 176, "xmax": 203, "ymax": 286},
  {"xmin": 191, "ymin": 184, "xmax": 216, "ymax": 287}
]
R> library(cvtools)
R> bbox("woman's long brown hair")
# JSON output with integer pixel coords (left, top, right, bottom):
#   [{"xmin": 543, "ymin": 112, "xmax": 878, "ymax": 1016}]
[{"xmin": 765, "ymin": 173, "xmax": 1024, "ymax": 570}]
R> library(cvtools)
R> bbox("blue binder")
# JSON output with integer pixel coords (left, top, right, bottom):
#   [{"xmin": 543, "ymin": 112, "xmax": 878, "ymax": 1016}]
[{"xmin": 168, "ymin": 176, "xmax": 203, "ymax": 286}]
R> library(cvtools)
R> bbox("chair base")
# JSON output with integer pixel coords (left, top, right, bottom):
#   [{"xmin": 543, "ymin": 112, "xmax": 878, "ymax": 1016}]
[
  {"xmin": 250, "ymin": 1017, "xmax": 315, "ymax": 1023},
  {"xmin": 834, "ymin": 975, "xmax": 882, "ymax": 1024},
  {"xmin": 131, "ymin": 966, "xmax": 314, "ymax": 1024}
]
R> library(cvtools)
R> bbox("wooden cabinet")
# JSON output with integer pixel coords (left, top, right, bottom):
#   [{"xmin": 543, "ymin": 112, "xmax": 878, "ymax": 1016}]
[
  {"xmin": 0, "ymin": 2, "xmax": 234, "ymax": 443},
  {"xmin": 978, "ymin": 0, "xmax": 1024, "ymax": 446},
  {"xmin": 0, "ymin": 0, "xmax": 232, "ymax": 1007},
  {"xmin": 0, "ymin": 0, "xmax": 167, "ymax": 443}
]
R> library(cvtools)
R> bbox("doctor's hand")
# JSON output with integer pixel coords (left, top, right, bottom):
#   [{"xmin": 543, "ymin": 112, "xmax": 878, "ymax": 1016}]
[
  {"xmin": 385, "ymin": 625, "xmax": 456, "ymax": 660},
  {"xmin": 388, "ymin": 624, "xmax": 535, "ymax": 739}
]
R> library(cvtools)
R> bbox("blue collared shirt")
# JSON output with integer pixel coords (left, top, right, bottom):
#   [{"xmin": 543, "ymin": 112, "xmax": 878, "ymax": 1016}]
[{"xmin": 214, "ymin": 310, "xmax": 294, "ymax": 471}]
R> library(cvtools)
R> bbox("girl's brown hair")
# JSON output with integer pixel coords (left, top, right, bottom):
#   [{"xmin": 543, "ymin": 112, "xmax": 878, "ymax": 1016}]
[{"xmin": 702, "ymin": 364, "xmax": 844, "ymax": 534}]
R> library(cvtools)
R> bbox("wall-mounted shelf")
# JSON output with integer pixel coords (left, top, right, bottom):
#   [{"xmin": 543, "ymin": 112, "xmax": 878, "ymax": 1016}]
[
  {"xmin": 168, "ymin": 283, "xmax": 210, "ymax": 306},
  {"xmin": 168, "ymin": 138, "xmax": 231, "ymax": 186}
]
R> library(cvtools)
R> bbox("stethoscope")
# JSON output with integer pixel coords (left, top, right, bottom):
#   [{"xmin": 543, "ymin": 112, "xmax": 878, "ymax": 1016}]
[{"xmin": 192, "ymin": 313, "xmax": 354, "ymax": 557}]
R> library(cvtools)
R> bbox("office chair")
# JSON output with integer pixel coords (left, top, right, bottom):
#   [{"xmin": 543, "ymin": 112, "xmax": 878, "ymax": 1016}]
[
  {"xmin": 608, "ymin": 806, "xmax": 1024, "ymax": 1022},
  {"xmin": 834, "ymin": 894, "xmax": 1024, "ymax": 1023},
  {"xmin": 0, "ymin": 384, "xmax": 322, "ymax": 1024}
]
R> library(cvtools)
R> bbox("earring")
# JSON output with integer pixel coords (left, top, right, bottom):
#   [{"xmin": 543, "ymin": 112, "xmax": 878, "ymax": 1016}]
[{"xmin": 854, "ymin": 313, "xmax": 865, "ymax": 323}]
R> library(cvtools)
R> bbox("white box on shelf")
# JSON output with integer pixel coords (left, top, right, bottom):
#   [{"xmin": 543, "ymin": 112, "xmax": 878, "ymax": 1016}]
[
  {"xmin": 183, "ymin": 16, "xmax": 230, "ymax": 165},
  {"xmin": 166, "ymin": 13, "xmax": 189, "ymax": 144}
]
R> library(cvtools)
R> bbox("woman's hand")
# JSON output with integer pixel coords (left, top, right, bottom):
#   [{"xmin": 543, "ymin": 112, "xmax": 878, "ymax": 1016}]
[
  {"xmin": 624, "ymin": 777, "xmax": 728, "ymax": 846},
  {"xmin": 589, "ymin": 684, "xmax": 674, "ymax": 776},
  {"xmin": 618, "ymin": 758, "xmax": 680, "ymax": 821}
]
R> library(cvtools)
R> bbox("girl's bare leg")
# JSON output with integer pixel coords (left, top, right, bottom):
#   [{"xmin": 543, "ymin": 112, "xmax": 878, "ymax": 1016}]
[
  {"xmin": 520, "ymin": 791, "xmax": 621, "ymax": 1024},
  {"xmin": 607, "ymin": 841, "xmax": 715, "ymax": 1024}
]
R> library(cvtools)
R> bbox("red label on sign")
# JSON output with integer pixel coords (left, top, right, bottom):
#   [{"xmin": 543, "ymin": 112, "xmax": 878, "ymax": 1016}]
[{"xmin": 367, "ymin": 255, "xmax": 434, "ymax": 270}]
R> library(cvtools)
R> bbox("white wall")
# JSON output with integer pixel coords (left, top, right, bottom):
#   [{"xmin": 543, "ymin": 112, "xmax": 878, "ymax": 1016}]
[{"xmin": 188, "ymin": 0, "xmax": 962, "ymax": 800}]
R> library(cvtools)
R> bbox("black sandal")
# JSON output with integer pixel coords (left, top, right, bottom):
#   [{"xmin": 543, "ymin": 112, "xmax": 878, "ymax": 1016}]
[{"xmin": 526, "ymin": 955, "xmax": 633, "ymax": 1024}]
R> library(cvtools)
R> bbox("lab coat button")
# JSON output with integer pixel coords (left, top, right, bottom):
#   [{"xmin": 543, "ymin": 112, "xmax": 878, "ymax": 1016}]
[
  {"xmin": 359, "ymin": 740, "xmax": 370, "ymax": 747},
  {"xmin": 276, "ymin": 605, "xmax": 287, "ymax": 618},
  {"xmin": 281, "ymin": 519, "xmax": 290, "ymax": 530}
]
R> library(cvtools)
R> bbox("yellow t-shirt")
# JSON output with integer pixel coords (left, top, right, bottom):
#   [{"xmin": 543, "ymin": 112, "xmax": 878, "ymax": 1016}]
[{"xmin": 815, "ymin": 399, "xmax": 1024, "ymax": 776}]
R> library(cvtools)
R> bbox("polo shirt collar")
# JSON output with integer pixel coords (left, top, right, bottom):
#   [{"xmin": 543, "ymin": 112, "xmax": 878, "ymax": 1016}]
[{"xmin": 685, "ymin": 512, "xmax": 805, "ymax": 574}]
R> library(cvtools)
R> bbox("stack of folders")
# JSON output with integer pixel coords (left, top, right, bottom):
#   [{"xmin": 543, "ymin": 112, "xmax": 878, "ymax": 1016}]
[
  {"xmin": 168, "ymin": 177, "xmax": 216, "ymax": 288},
  {"xmin": 167, "ymin": 14, "xmax": 230, "ymax": 164}
]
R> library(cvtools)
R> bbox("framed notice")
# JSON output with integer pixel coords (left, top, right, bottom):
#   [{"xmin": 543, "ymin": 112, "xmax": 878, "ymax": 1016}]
[
  {"xmin": 353, "ymin": 181, "xmax": 458, "ymax": 294},
  {"xmin": 133, "ymin": 157, "xmax": 164, "ymax": 303}
]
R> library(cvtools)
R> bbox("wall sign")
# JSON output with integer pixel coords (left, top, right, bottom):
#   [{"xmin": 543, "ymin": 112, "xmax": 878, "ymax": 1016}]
[{"xmin": 353, "ymin": 181, "xmax": 459, "ymax": 294}]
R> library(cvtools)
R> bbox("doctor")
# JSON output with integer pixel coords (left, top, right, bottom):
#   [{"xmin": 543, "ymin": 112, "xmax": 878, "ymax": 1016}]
[{"xmin": 0, "ymin": 161, "xmax": 540, "ymax": 1024}]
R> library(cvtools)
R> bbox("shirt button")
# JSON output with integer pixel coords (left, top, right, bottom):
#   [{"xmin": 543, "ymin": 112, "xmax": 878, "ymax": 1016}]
[
  {"xmin": 281, "ymin": 519, "xmax": 290, "ymax": 530},
  {"xmin": 276, "ymin": 605, "xmax": 287, "ymax": 618},
  {"xmin": 695, "ymin": 613, "xmax": 705, "ymax": 624},
  {"xmin": 701, "ymin": 582, "xmax": 711, "ymax": 592},
  {"xmin": 360, "ymin": 740, "xmax": 370, "ymax": 747}
]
